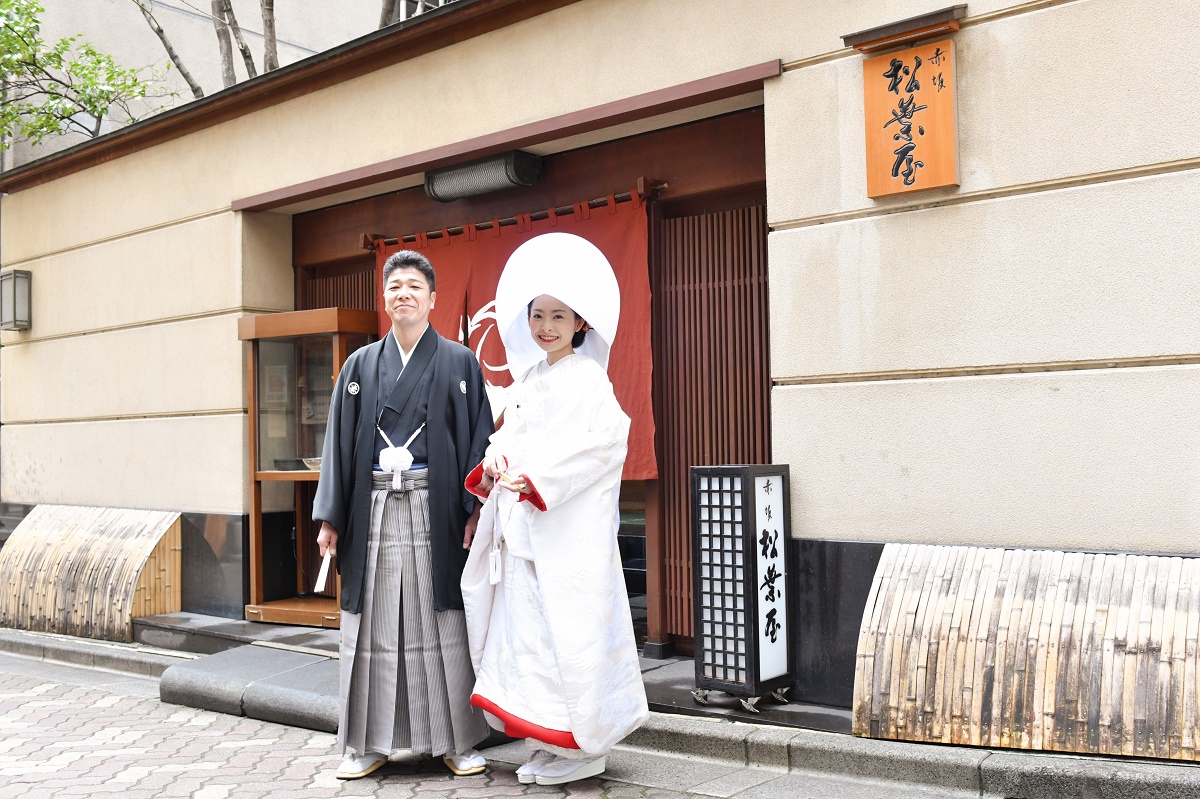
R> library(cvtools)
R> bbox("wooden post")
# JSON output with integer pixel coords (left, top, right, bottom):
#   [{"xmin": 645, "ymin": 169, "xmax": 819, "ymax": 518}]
[
  {"xmin": 247, "ymin": 340, "xmax": 264, "ymax": 608},
  {"xmin": 642, "ymin": 479, "xmax": 673, "ymax": 658}
]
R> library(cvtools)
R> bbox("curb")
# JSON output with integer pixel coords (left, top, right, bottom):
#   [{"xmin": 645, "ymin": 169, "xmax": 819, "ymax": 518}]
[
  {"xmin": 158, "ymin": 644, "xmax": 339, "ymax": 733},
  {"xmin": 4, "ymin": 626, "xmax": 1198, "ymax": 799},
  {"xmin": 620, "ymin": 713, "xmax": 1200, "ymax": 799},
  {"xmin": 0, "ymin": 627, "xmax": 196, "ymax": 678}
]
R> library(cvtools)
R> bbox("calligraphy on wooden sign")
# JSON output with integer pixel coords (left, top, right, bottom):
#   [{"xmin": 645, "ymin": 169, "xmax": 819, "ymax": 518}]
[
  {"xmin": 754, "ymin": 474, "xmax": 787, "ymax": 681},
  {"xmin": 863, "ymin": 39, "xmax": 958, "ymax": 198}
]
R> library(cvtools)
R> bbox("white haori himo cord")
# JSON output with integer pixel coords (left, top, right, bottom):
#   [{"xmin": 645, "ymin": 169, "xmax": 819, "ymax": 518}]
[{"xmin": 378, "ymin": 422, "xmax": 426, "ymax": 490}]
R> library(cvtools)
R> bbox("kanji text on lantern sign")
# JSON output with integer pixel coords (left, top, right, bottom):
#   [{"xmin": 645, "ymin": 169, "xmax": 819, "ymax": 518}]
[{"xmin": 754, "ymin": 475, "xmax": 787, "ymax": 681}]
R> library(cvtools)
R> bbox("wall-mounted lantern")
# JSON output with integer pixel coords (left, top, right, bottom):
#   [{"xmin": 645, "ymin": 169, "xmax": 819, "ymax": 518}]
[
  {"xmin": 690, "ymin": 464, "xmax": 793, "ymax": 712},
  {"xmin": 0, "ymin": 269, "xmax": 31, "ymax": 331}
]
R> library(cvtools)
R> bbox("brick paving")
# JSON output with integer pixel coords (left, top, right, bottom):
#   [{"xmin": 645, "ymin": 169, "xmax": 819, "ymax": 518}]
[{"xmin": 0, "ymin": 657, "xmax": 695, "ymax": 799}]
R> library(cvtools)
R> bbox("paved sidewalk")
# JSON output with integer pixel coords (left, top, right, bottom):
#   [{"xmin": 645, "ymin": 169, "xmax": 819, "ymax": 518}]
[
  {"xmin": 0, "ymin": 652, "xmax": 703, "ymax": 799},
  {"xmin": 4, "ymin": 632, "xmax": 1200, "ymax": 799}
]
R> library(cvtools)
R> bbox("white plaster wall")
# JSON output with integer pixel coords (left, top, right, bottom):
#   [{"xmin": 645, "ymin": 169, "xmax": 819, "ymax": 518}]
[
  {"xmin": 12, "ymin": 0, "xmax": 379, "ymax": 167},
  {"xmin": 773, "ymin": 366, "xmax": 1200, "ymax": 554},
  {"xmin": 769, "ymin": 169, "xmax": 1200, "ymax": 378},
  {"xmin": 1, "ymin": 415, "xmax": 246, "ymax": 514}
]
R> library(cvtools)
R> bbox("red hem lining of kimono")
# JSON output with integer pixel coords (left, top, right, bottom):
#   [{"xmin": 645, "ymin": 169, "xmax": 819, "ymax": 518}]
[{"xmin": 470, "ymin": 693, "xmax": 579, "ymax": 749}]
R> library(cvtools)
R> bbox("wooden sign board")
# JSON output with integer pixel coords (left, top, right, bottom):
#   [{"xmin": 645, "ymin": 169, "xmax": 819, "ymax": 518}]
[{"xmin": 863, "ymin": 39, "xmax": 958, "ymax": 198}]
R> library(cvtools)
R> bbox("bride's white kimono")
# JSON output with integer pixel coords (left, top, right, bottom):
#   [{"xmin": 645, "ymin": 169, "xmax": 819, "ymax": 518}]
[{"xmin": 461, "ymin": 353, "xmax": 649, "ymax": 757}]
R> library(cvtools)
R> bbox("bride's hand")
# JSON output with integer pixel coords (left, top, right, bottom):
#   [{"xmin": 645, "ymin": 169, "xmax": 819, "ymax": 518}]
[
  {"xmin": 498, "ymin": 474, "xmax": 531, "ymax": 494},
  {"xmin": 482, "ymin": 453, "xmax": 506, "ymax": 479}
]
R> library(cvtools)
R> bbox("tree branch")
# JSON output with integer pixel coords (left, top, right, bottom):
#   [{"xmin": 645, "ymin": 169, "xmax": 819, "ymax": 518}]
[
  {"xmin": 379, "ymin": 0, "xmax": 399, "ymax": 27},
  {"xmin": 219, "ymin": 0, "xmax": 257, "ymax": 79},
  {"xmin": 261, "ymin": 0, "xmax": 278, "ymax": 71},
  {"xmin": 131, "ymin": 0, "xmax": 204, "ymax": 99},
  {"xmin": 210, "ymin": 0, "xmax": 236, "ymax": 87}
]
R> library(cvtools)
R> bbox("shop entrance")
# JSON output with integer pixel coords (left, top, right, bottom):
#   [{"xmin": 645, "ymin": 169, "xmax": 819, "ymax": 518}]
[{"xmin": 275, "ymin": 109, "xmax": 771, "ymax": 636}]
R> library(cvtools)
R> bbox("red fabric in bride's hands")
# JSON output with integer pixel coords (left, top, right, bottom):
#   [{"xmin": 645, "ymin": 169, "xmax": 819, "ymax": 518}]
[
  {"xmin": 470, "ymin": 693, "xmax": 580, "ymax": 749},
  {"xmin": 376, "ymin": 201, "xmax": 655, "ymax": 480}
]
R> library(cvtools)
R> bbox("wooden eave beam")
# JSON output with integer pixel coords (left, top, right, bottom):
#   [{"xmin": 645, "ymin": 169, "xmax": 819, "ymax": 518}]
[
  {"xmin": 842, "ymin": 4, "xmax": 967, "ymax": 53},
  {"xmin": 232, "ymin": 60, "xmax": 783, "ymax": 212},
  {"xmin": 237, "ymin": 307, "xmax": 378, "ymax": 340},
  {"xmin": 0, "ymin": 0, "xmax": 582, "ymax": 195}
]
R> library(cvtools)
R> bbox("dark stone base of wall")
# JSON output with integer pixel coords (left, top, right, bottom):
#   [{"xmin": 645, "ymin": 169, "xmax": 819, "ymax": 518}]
[
  {"xmin": 789, "ymin": 539, "xmax": 885, "ymax": 709},
  {"xmin": 179, "ymin": 513, "xmax": 248, "ymax": 619},
  {"xmin": 0, "ymin": 501, "xmax": 35, "ymax": 551},
  {"xmin": 180, "ymin": 511, "xmax": 309, "ymax": 620}
]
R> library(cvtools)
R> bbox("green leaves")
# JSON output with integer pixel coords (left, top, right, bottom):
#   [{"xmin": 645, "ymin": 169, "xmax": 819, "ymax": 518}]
[{"xmin": 1, "ymin": 0, "xmax": 163, "ymax": 149}]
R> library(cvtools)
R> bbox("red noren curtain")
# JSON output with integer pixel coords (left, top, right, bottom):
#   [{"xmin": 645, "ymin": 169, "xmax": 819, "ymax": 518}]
[{"xmin": 374, "ymin": 197, "xmax": 656, "ymax": 480}]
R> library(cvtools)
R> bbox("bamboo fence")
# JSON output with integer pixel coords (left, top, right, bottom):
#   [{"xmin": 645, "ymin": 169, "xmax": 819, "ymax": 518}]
[
  {"xmin": 854, "ymin": 543, "xmax": 1199, "ymax": 760},
  {"xmin": 0, "ymin": 505, "xmax": 181, "ymax": 642}
]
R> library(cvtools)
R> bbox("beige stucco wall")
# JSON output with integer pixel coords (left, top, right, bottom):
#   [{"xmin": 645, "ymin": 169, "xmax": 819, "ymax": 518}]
[
  {"xmin": 765, "ymin": 0, "xmax": 1200, "ymax": 553},
  {"xmin": 773, "ymin": 367, "xmax": 1200, "ymax": 554},
  {"xmin": 2, "ymin": 316, "xmax": 243, "ymax": 423},
  {"xmin": 766, "ymin": 0, "xmax": 1200, "ymax": 224},
  {"xmin": 1, "ymin": 416, "xmax": 246, "ymax": 514},
  {"xmin": 768, "ymin": 169, "xmax": 1200, "ymax": 377},
  {"xmin": 1, "ymin": 0, "xmax": 1196, "ymax": 551},
  {"xmin": 0, "ymin": 0, "xmax": 1023, "ymax": 262},
  {"xmin": 0, "ymin": 206, "xmax": 291, "ymax": 511}
]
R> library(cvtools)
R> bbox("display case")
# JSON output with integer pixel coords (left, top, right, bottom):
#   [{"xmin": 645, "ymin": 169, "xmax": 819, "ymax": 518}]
[{"xmin": 238, "ymin": 308, "xmax": 377, "ymax": 627}]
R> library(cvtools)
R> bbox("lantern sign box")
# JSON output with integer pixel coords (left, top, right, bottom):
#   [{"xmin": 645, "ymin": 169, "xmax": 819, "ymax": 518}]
[
  {"xmin": 691, "ymin": 465, "xmax": 792, "ymax": 712},
  {"xmin": 863, "ymin": 39, "xmax": 958, "ymax": 198}
]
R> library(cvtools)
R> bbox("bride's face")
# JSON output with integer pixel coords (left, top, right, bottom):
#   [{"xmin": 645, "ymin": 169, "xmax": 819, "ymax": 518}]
[{"xmin": 528, "ymin": 294, "xmax": 584, "ymax": 359}]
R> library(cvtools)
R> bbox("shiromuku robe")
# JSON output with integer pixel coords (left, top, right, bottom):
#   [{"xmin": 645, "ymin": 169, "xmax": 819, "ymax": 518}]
[
  {"xmin": 461, "ymin": 353, "xmax": 649, "ymax": 756},
  {"xmin": 314, "ymin": 325, "xmax": 494, "ymax": 613}
]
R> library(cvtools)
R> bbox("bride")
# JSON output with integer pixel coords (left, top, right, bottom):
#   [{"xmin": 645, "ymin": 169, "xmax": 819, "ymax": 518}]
[{"xmin": 461, "ymin": 232, "xmax": 649, "ymax": 786}]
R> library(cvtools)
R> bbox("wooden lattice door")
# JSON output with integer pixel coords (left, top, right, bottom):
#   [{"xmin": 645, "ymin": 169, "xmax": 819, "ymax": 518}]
[{"xmin": 651, "ymin": 197, "xmax": 772, "ymax": 647}]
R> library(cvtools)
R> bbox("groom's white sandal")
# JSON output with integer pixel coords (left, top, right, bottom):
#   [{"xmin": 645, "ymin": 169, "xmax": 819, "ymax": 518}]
[
  {"xmin": 443, "ymin": 748, "xmax": 487, "ymax": 776},
  {"xmin": 534, "ymin": 754, "xmax": 606, "ymax": 785},
  {"xmin": 335, "ymin": 751, "xmax": 387, "ymax": 780}
]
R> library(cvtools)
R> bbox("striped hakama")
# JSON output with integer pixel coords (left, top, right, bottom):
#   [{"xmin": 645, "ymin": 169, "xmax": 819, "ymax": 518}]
[{"xmin": 338, "ymin": 469, "xmax": 489, "ymax": 757}]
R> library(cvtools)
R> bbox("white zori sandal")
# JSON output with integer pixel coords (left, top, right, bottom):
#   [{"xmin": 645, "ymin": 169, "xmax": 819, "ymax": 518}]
[
  {"xmin": 443, "ymin": 748, "xmax": 487, "ymax": 776},
  {"xmin": 335, "ymin": 751, "xmax": 387, "ymax": 780},
  {"xmin": 515, "ymin": 749, "xmax": 554, "ymax": 784},
  {"xmin": 534, "ymin": 754, "xmax": 606, "ymax": 786}
]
